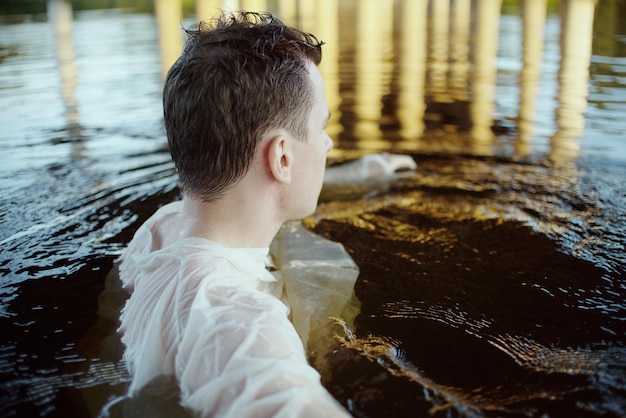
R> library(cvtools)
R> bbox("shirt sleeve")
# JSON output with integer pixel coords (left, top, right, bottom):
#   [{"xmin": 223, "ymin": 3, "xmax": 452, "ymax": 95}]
[{"xmin": 175, "ymin": 281, "xmax": 351, "ymax": 418}]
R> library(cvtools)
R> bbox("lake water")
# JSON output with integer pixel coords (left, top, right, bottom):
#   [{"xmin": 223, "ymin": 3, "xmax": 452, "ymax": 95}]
[{"xmin": 1, "ymin": 0, "xmax": 625, "ymax": 417}]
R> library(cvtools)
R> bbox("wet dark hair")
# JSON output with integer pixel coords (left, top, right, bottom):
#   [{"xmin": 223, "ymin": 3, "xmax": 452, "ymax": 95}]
[{"xmin": 163, "ymin": 11, "xmax": 323, "ymax": 202}]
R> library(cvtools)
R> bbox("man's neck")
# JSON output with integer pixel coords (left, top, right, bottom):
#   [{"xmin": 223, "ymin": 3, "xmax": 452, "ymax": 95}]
[{"xmin": 177, "ymin": 193, "xmax": 282, "ymax": 249}]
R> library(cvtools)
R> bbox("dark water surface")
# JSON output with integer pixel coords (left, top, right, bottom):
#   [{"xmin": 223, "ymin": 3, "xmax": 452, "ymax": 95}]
[{"xmin": 1, "ymin": 1, "xmax": 625, "ymax": 417}]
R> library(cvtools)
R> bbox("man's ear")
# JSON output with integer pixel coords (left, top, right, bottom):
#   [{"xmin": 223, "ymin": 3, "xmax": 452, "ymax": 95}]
[{"xmin": 267, "ymin": 134, "xmax": 292, "ymax": 184}]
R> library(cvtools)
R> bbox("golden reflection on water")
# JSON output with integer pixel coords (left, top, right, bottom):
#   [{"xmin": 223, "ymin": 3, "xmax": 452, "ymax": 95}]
[
  {"xmin": 354, "ymin": 0, "xmax": 393, "ymax": 150},
  {"xmin": 470, "ymin": 0, "xmax": 502, "ymax": 146},
  {"xmin": 151, "ymin": 0, "xmax": 600, "ymax": 162},
  {"xmin": 155, "ymin": 0, "xmax": 183, "ymax": 78},
  {"xmin": 551, "ymin": 0, "xmax": 596, "ymax": 163},
  {"xmin": 518, "ymin": 0, "xmax": 547, "ymax": 151},
  {"xmin": 195, "ymin": 0, "xmax": 220, "ymax": 22},
  {"xmin": 449, "ymin": 0, "xmax": 470, "ymax": 102},
  {"xmin": 397, "ymin": 0, "xmax": 427, "ymax": 143},
  {"xmin": 48, "ymin": 0, "xmax": 84, "ymax": 159},
  {"xmin": 49, "ymin": 0, "xmax": 77, "ymax": 127},
  {"xmin": 37, "ymin": 0, "xmax": 611, "ymax": 166},
  {"xmin": 427, "ymin": 0, "xmax": 450, "ymax": 103}
]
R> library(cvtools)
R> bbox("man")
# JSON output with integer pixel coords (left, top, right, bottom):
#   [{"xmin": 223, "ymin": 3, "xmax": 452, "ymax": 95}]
[{"xmin": 118, "ymin": 11, "xmax": 351, "ymax": 417}]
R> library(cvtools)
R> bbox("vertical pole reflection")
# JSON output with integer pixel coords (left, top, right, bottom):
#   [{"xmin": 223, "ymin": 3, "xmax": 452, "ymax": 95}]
[
  {"xmin": 470, "ymin": 0, "xmax": 502, "ymax": 148},
  {"xmin": 48, "ymin": 0, "xmax": 82, "ymax": 151},
  {"xmin": 550, "ymin": 0, "xmax": 596, "ymax": 163},
  {"xmin": 196, "ymin": 0, "xmax": 222, "ymax": 21},
  {"xmin": 449, "ymin": 0, "xmax": 471, "ymax": 102},
  {"xmin": 315, "ymin": 0, "xmax": 342, "ymax": 141},
  {"xmin": 354, "ymin": 0, "xmax": 392, "ymax": 149},
  {"xmin": 298, "ymin": 0, "xmax": 318, "ymax": 33},
  {"xmin": 427, "ymin": 0, "xmax": 450, "ymax": 103},
  {"xmin": 397, "ymin": 0, "xmax": 428, "ymax": 143},
  {"xmin": 518, "ymin": 0, "xmax": 547, "ymax": 157},
  {"xmin": 240, "ymin": 0, "xmax": 267, "ymax": 12},
  {"xmin": 155, "ymin": 0, "xmax": 183, "ymax": 78},
  {"xmin": 277, "ymin": 0, "xmax": 297, "ymax": 26},
  {"xmin": 221, "ymin": 0, "xmax": 240, "ymax": 11}
]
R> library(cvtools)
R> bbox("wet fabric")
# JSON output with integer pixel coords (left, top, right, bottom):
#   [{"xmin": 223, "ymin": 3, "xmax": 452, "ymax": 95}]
[
  {"xmin": 118, "ymin": 201, "xmax": 351, "ymax": 417},
  {"xmin": 323, "ymin": 153, "xmax": 417, "ymax": 185}
]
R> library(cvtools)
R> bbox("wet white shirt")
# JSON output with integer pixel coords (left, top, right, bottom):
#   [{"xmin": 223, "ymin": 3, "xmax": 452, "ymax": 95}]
[{"xmin": 119, "ymin": 201, "xmax": 351, "ymax": 417}]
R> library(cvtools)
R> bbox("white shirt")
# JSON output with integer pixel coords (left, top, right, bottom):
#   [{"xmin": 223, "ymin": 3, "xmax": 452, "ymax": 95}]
[{"xmin": 118, "ymin": 201, "xmax": 352, "ymax": 417}]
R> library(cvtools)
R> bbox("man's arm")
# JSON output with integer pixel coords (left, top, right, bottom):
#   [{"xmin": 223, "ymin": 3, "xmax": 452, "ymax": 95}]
[{"xmin": 176, "ymin": 282, "xmax": 351, "ymax": 418}]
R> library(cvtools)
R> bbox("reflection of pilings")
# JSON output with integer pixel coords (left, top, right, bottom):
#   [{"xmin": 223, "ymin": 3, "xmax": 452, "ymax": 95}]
[
  {"xmin": 550, "ymin": 0, "xmax": 596, "ymax": 163},
  {"xmin": 518, "ymin": 0, "xmax": 547, "ymax": 156},
  {"xmin": 49, "ymin": 0, "xmax": 78, "ymax": 126},
  {"xmin": 196, "ymin": 0, "xmax": 221, "ymax": 21},
  {"xmin": 155, "ymin": 0, "xmax": 183, "ymax": 79},
  {"xmin": 354, "ymin": 0, "xmax": 391, "ymax": 149},
  {"xmin": 298, "ymin": 0, "xmax": 317, "ymax": 33},
  {"xmin": 315, "ymin": 0, "xmax": 342, "ymax": 141},
  {"xmin": 427, "ymin": 0, "xmax": 450, "ymax": 102},
  {"xmin": 196, "ymin": 1, "xmax": 273, "ymax": 20},
  {"xmin": 240, "ymin": 0, "xmax": 267, "ymax": 11},
  {"xmin": 221, "ymin": 0, "xmax": 239, "ymax": 11},
  {"xmin": 277, "ymin": 0, "xmax": 297, "ymax": 26},
  {"xmin": 48, "ymin": 0, "xmax": 83, "ymax": 153},
  {"xmin": 397, "ymin": 0, "xmax": 428, "ymax": 142},
  {"xmin": 470, "ymin": 0, "xmax": 502, "ymax": 144},
  {"xmin": 449, "ymin": 0, "xmax": 471, "ymax": 101}
]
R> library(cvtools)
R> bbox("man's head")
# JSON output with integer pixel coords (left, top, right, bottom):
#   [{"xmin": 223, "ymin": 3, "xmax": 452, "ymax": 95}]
[{"xmin": 163, "ymin": 12, "xmax": 324, "ymax": 202}]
